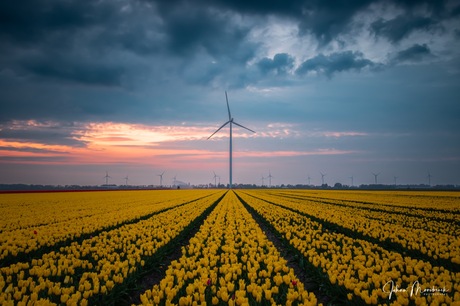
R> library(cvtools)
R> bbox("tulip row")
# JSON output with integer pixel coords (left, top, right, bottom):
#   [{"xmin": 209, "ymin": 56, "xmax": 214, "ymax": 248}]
[
  {"xmin": 274, "ymin": 189, "xmax": 460, "ymax": 216},
  {"xmin": 238, "ymin": 191, "xmax": 459, "ymax": 306},
  {"xmin": 0, "ymin": 190, "xmax": 215, "ymax": 262},
  {"xmin": 0, "ymin": 190, "xmax": 225, "ymax": 305},
  {"xmin": 138, "ymin": 191, "xmax": 320, "ymax": 306},
  {"xmin": 254, "ymin": 190, "xmax": 460, "ymax": 265}
]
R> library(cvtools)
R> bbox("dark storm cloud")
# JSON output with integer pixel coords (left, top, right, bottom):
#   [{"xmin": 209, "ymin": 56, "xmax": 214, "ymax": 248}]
[
  {"xmin": 296, "ymin": 51, "xmax": 375, "ymax": 77},
  {"xmin": 0, "ymin": 1, "xmax": 128, "ymax": 89},
  {"xmin": 1, "ymin": 0, "xmax": 455, "ymax": 55},
  {"xmin": 257, "ymin": 53, "xmax": 295, "ymax": 75},
  {"xmin": 371, "ymin": 15, "xmax": 436, "ymax": 43},
  {"xmin": 155, "ymin": 0, "xmax": 453, "ymax": 45},
  {"xmin": 158, "ymin": 0, "xmax": 368, "ymax": 45},
  {"xmin": 452, "ymin": 5, "xmax": 460, "ymax": 17},
  {"xmin": 0, "ymin": 0, "xmax": 457, "ymax": 126},
  {"xmin": 163, "ymin": 7, "xmax": 245, "ymax": 57},
  {"xmin": 0, "ymin": 0, "xmax": 115, "ymax": 46},
  {"xmin": 0, "ymin": 0, "xmax": 259, "ymax": 87},
  {"xmin": 392, "ymin": 44, "xmax": 432, "ymax": 63},
  {"xmin": 1, "ymin": 0, "xmax": 455, "ymax": 81},
  {"xmin": 297, "ymin": 0, "xmax": 373, "ymax": 45},
  {"xmin": 0, "ymin": 121, "xmax": 85, "ymax": 146},
  {"xmin": 21, "ymin": 53, "xmax": 126, "ymax": 87}
]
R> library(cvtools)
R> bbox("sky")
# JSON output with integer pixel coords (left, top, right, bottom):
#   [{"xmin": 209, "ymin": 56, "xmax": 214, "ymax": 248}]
[{"xmin": 1, "ymin": 0, "xmax": 460, "ymax": 187}]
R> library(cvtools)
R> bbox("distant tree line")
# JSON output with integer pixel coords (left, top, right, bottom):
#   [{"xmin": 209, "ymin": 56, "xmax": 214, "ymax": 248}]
[{"xmin": 0, "ymin": 183, "xmax": 459, "ymax": 191}]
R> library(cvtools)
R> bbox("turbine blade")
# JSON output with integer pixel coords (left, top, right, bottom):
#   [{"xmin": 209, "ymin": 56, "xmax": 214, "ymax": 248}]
[
  {"xmin": 232, "ymin": 121, "xmax": 256, "ymax": 133},
  {"xmin": 225, "ymin": 91, "xmax": 231, "ymax": 120},
  {"xmin": 208, "ymin": 121, "xmax": 230, "ymax": 139}
]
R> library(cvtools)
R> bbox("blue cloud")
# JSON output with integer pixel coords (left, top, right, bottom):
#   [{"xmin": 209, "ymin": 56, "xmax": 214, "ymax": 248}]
[
  {"xmin": 257, "ymin": 53, "xmax": 295, "ymax": 75},
  {"xmin": 371, "ymin": 15, "xmax": 435, "ymax": 43},
  {"xmin": 296, "ymin": 51, "xmax": 375, "ymax": 77},
  {"xmin": 392, "ymin": 44, "xmax": 433, "ymax": 63}
]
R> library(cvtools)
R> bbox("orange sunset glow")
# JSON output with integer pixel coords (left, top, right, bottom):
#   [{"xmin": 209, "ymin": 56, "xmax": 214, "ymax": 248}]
[{"xmin": 0, "ymin": 117, "xmax": 374, "ymax": 185}]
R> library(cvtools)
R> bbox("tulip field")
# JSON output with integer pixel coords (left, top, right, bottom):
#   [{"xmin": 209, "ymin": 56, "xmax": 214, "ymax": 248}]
[{"xmin": 0, "ymin": 189, "xmax": 459, "ymax": 305}]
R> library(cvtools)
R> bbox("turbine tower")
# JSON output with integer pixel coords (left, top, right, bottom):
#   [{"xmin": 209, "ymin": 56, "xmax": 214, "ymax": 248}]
[
  {"xmin": 427, "ymin": 172, "xmax": 432, "ymax": 186},
  {"xmin": 124, "ymin": 175, "xmax": 129, "ymax": 185},
  {"xmin": 104, "ymin": 171, "xmax": 111, "ymax": 185},
  {"xmin": 158, "ymin": 171, "xmax": 165, "ymax": 187},
  {"xmin": 307, "ymin": 175, "xmax": 311, "ymax": 186},
  {"xmin": 213, "ymin": 171, "xmax": 218, "ymax": 187},
  {"xmin": 349, "ymin": 176, "xmax": 354, "ymax": 187},
  {"xmin": 208, "ymin": 91, "xmax": 256, "ymax": 189},
  {"xmin": 394, "ymin": 176, "xmax": 398, "ymax": 186},
  {"xmin": 261, "ymin": 175, "xmax": 265, "ymax": 187},
  {"xmin": 267, "ymin": 170, "xmax": 273, "ymax": 188},
  {"xmin": 320, "ymin": 172, "xmax": 326, "ymax": 185},
  {"xmin": 372, "ymin": 172, "xmax": 380, "ymax": 184}
]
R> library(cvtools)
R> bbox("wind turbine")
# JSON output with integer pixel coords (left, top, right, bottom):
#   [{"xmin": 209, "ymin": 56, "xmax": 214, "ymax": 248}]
[
  {"xmin": 104, "ymin": 171, "xmax": 111, "ymax": 185},
  {"xmin": 320, "ymin": 172, "xmax": 326, "ymax": 185},
  {"xmin": 213, "ymin": 171, "xmax": 218, "ymax": 187},
  {"xmin": 349, "ymin": 175, "xmax": 354, "ymax": 187},
  {"xmin": 172, "ymin": 174, "xmax": 178, "ymax": 186},
  {"xmin": 427, "ymin": 172, "xmax": 432, "ymax": 186},
  {"xmin": 208, "ymin": 91, "xmax": 256, "ymax": 189},
  {"xmin": 158, "ymin": 171, "xmax": 165, "ymax": 187},
  {"xmin": 267, "ymin": 170, "xmax": 273, "ymax": 188},
  {"xmin": 394, "ymin": 176, "xmax": 398, "ymax": 186},
  {"xmin": 307, "ymin": 175, "xmax": 311, "ymax": 186},
  {"xmin": 124, "ymin": 175, "xmax": 129, "ymax": 186},
  {"xmin": 372, "ymin": 172, "xmax": 380, "ymax": 184}
]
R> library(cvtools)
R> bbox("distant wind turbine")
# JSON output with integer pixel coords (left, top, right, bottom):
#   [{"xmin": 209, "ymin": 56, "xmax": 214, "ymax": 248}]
[
  {"xmin": 349, "ymin": 176, "xmax": 354, "ymax": 187},
  {"xmin": 307, "ymin": 175, "xmax": 311, "ymax": 186},
  {"xmin": 372, "ymin": 172, "xmax": 380, "ymax": 184},
  {"xmin": 158, "ymin": 171, "xmax": 165, "ymax": 187},
  {"xmin": 394, "ymin": 176, "xmax": 398, "ymax": 186},
  {"xmin": 427, "ymin": 172, "xmax": 432, "ymax": 186},
  {"xmin": 213, "ymin": 171, "xmax": 218, "ymax": 187},
  {"xmin": 267, "ymin": 170, "xmax": 273, "ymax": 188},
  {"xmin": 320, "ymin": 172, "xmax": 326, "ymax": 185},
  {"xmin": 261, "ymin": 175, "xmax": 265, "ymax": 187},
  {"xmin": 104, "ymin": 171, "xmax": 111, "ymax": 185},
  {"xmin": 124, "ymin": 175, "xmax": 129, "ymax": 185},
  {"xmin": 208, "ymin": 91, "xmax": 256, "ymax": 189}
]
